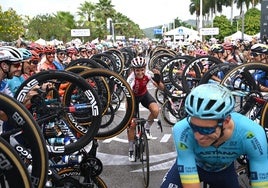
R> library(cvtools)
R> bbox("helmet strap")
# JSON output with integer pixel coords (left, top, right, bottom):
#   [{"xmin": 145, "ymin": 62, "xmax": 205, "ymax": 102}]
[{"xmin": 210, "ymin": 119, "xmax": 225, "ymax": 147}]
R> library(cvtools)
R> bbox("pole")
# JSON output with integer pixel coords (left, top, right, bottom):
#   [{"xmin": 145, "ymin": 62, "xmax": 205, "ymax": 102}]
[
  {"xmin": 199, "ymin": 0, "xmax": 203, "ymax": 41},
  {"xmin": 112, "ymin": 22, "xmax": 115, "ymax": 43}
]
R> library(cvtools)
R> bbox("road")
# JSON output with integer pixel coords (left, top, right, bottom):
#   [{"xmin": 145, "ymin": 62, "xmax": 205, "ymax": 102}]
[{"xmin": 96, "ymin": 83, "xmax": 176, "ymax": 188}]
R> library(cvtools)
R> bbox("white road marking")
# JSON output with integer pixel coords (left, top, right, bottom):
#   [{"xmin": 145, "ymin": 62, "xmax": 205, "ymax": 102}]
[
  {"xmin": 160, "ymin": 134, "xmax": 171, "ymax": 143},
  {"xmin": 102, "ymin": 136, "xmax": 129, "ymax": 143},
  {"xmin": 102, "ymin": 134, "xmax": 172, "ymax": 144}
]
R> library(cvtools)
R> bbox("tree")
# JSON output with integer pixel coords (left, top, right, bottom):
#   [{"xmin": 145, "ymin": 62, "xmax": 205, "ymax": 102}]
[
  {"xmin": 0, "ymin": 7, "xmax": 24, "ymax": 41},
  {"xmin": 213, "ymin": 15, "xmax": 233, "ymax": 41},
  {"xmin": 243, "ymin": 8, "xmax": 260, "ymax": 35}
]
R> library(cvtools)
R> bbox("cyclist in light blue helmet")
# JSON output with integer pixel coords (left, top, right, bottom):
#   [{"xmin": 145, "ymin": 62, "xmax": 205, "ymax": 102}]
[{"xmin": 161, "ymin": 83, "xmax": 268, "ymax": 188}]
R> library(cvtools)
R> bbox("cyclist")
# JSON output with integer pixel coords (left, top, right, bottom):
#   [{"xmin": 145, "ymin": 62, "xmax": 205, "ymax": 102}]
[
  {"xmin": 54, "ymin": 46, "xmax": 67, "ymax": 70},
  {"xmin": 0, "ymin": 46, "xmax": 23, "ymax": 96},
  {"xmin": 38, "ymin": 45, "xmax": 57, "ymax": 71},
  {"xmin": 6, "ymin": 48, "xmax": 32, "ymax": 95},
  {"xmin": 161, "ymin": 83, "xmax": 268, "ymax": 188},
  {"xmin": 126, "ymin": 56, "xmax": 164, "ymax": 161}
]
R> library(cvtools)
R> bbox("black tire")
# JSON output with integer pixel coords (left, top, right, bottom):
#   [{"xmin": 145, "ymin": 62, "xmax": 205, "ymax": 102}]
[
  {"xmin": 75, "ymin": 68, "xmax": 135, "ymax": 139},
  {"xmin": 57, "ymin": 168, "xmax": 108, "ymax": 188},
  {"xmin": 0, "ymin": 93, "xmax": 48, "ymax": 188},
  {"xmin": 0, "ymin": 136, "xmax": 33, "ymax": 188},
  {"xmin": 220, "ymin": 63, "xmax": 268, "ymax": 116},
  {"xmin": 14, "ymin": 70, "xmax": 102, "ymax": 156},
  {"xmin": 181, "ymin": 56, "xmax": 222, "ymax": 93},
  {"xmin": 140, "ymin": 132, "xmax": 150, "ymax": 188},
  {"xmin": 161, "ymin": 98, "xmax": 186, "ymax": 126},
  {"xmin": 199, "ymin": 63, "xmax": 238, "ymax": 85}
]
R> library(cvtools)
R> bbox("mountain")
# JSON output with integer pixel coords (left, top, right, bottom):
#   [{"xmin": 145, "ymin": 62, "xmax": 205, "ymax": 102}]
[{"xmin": 142, "ymin": 19, "xmax": 196, "ymax": 39}]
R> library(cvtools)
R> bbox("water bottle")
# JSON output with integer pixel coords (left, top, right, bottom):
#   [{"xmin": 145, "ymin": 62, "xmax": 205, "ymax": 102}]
[
  {"xmin": 48, "ymin": 137, "xmax": 70, "ymax": 145},
  {"xmin": 62, "ymin": 155, "xmax": 82, "ymax": 164}
]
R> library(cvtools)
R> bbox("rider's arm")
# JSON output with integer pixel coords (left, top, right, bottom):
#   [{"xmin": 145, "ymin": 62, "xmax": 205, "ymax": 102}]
[
  {"xmin": 244, "ymin": 124, "xmax": 268, "ymax": 188},
  {"xmin": 173, "ymin": 119, "xmax": 201, "ymax": 188}
]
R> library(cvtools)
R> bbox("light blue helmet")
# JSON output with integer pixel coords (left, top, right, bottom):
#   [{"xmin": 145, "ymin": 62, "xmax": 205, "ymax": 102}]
[
  {"xmin": 18, "ymin": 48, "xmax": 32, "ymax": 60},
  {"xmin": 185, "ymin": 84, "xmax": 235, "ymax": 119}
]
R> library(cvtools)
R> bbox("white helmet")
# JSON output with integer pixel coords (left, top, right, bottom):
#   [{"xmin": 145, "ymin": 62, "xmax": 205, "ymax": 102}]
[
  {"xmin": 0, "ymin": 46, "xmax": 23, "ymax": 62},
  {"xmin": 131, "ymin": 56, "xmax": 146, "ymax": 68}
]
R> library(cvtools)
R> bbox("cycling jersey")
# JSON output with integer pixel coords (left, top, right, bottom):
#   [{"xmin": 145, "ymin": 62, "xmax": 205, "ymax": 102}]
[
  {"xmin": 168, "ymin": 112, "xmax": 268, "ymax": 187},
  {"xmin": 0, "ymin": 80, "xmax": 13, "ymax": 97},
  {"xmin": 6, "ymin": 75, "xmax": 25, "ymax": 95},
  {"xmin": 127, "ymin": 70, "xmax": 153, "ymax": 96}
]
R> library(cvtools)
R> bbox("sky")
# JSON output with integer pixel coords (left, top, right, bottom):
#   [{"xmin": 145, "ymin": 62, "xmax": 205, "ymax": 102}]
[{"xmin": 1, "ymin": 0, "xmax": 259, "ymax": 29}]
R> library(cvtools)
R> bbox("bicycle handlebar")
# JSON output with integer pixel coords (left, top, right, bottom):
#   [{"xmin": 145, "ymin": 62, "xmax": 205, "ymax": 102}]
[{"xmin": 133, "ymin": 118, "xmax": 163, "ymax": 133}]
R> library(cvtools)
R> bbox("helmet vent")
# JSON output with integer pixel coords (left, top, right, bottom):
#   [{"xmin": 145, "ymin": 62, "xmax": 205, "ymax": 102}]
[
  {"xmin": 216, "ymin": 102, "xmax": 225, "ymax": 112},
  {"xmin": 205, "ymin": 99, "xmax": 216, "ymax": 110},
  {"xmin": 197, "ymin": 98, "xmax": 204, "ymax": 111}
]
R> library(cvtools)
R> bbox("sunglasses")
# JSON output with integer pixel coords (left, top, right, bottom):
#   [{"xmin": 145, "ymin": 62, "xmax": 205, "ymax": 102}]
[
  {"xmin": 134, "ymin": 68, "xmax": 145, "ymax": 72},
  {"xmin": 30, "ymin": 60, "xmax": 39, "ymax": 65},
  {"xmin": 188, "ymin": 117, "xmax": 220, "ymax": 135},
  {"xmin": 11, "ymin": 62, "xmax": 22, "ymax": 68},
  {"xmin": 46, "ymin": 52, "xmax": 55, "ymax": 56}
]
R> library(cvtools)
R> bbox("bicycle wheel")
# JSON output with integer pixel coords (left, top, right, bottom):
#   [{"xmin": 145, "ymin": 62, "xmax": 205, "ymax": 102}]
[
  {"xmin": 0, "ymin": 93, "xmax": 48, "ymax": 188},
  {"xmin": 161, "ymin": 98, "xmax": 186, "ymax": 126},
  {"xmin": 220, "ymin": 63, "xmax": 268, "ymax": 116},
  {"xmin": 181, "ymin": 55, "xmax": 222, "ymax": 93},
  {"xmin": 0, "ymin": 136, "xmax": 33, "ymax": 188},
  {"xmin": 70, "ymin": 68, "xmax": 135, "ymax": 139},
  {"xmin": 56, "ymin": 168, "xmax": 108, "ymax": 188},
  {"xmin": 140, "ymin": 132, "xmax": 150, "ymax": 188},
  {"xmin": 260, "ymin": 101, "xmax": 268, "ymax": 127},
  {"xmin": 15, "ymin": 70, "xmax": 102, "ymax": 156}
]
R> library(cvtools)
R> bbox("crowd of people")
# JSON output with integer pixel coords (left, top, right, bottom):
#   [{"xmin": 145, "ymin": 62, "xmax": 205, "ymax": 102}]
[{"xmin": 1, "ymin": 35, "xmax": 268, "ymax": 187}]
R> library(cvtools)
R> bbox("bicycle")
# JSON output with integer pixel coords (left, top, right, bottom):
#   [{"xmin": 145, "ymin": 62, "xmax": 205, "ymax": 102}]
[{"xmin": 130, "ymin": 102, "xmax": 163, "ymax": 188}]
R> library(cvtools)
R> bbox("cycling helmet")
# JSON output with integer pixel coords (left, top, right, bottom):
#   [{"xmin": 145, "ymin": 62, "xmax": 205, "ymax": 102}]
[
  {"xmin": 195, "ymin": 49, "xmax": 208, "ymax": 56},
  {"xmin": 185, "ymin": 84, "xmax": 235, "ymax": 119},
  {"xmin": 222, "ymin": 42, "xmax": 233, "ymax": 50},
  {"xmin": 210, "ymin": 44, "xmax": 225, "ymax": 53},
  {"xmin": 250, "ymin": 43, "xmax": 268, "ymax": 55},
  {"xmin": 187, "ymin": 45, "xmax": 196, "ymax": 52},
  {"xmin": 27, "ymin": 43, "xmax": 44, "ymax": 54},
  {"xmin": 56, "ymin": 45, "xmax": 66, "ymax": 54},
  {"xmin": 0, "ymin": 46, "xmax": 23, "ymax": 62},
  {"xmin": 0, "ymin": 49, "xmax": 12, "ymax": 62},
  {"xmin": 30, "ymin": 50, "xmax": 40, "ymax": 62},
  {"xmin": 131, "ymin": 56, "xmax": 146, "ymax": 68},
  {"xmin": 18, "ymin": 48, "xmax": 32, "ymax": 60},
  {"xmin": 67, "ymin": 47, "xmax": 78, "ymax": 55},
  {"xmin": 43, "ymin": 45, "xmax": 56, "ymax": 53}
]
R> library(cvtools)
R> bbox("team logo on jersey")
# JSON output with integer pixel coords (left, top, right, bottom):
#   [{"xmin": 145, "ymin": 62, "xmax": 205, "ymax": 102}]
[
  {"xmin": 178, "ymin": 142, "xmax": 188, "ymax": 150},
  {"xmin": 246, "ymin": 131, "xmax": 255, "ymax": 139}
]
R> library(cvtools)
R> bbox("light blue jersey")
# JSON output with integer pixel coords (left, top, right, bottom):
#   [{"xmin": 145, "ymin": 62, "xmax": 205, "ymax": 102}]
[{"xmin": 173, "ymin": 112, "xmax": 268, "ymax": 187}]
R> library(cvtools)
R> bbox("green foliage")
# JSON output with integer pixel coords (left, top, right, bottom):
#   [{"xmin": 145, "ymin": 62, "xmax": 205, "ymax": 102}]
[
  {"xmin": 243, "ymin": 8, "xmax": 260, "ymax": 35},
  {"xmin": 0, "ymin": 7, "xmax": 24, "ymax": 41},
  {"xmin": 213, "ymin": 15, "xmax": 233, "ymax": 41}
]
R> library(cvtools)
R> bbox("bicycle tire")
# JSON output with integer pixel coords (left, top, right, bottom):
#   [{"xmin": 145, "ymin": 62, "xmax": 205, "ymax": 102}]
[
  {"xmin": 140, "ymin": 132, "xmax": 150, "ymax": 188},
  {"xmin": 161, "ymin": 99, "xmax": 185, "ymax": 126},
  {"xmin": 14, "ymin": 70, "xmax": 102, "ymax": 156},
  {"xmin": 260, "ymin": 101, "xmax": 268, "ymax": 127},
  {"xmin": 70, "ymin": 68, "xmax": 135, "ymax": 139},
  {"xmin": 220, "ymin": 63, "xmax": 268, "ymax": 115},
  {"xmin": 57, "ymin": 168, "xmax": 108, "ymax": 188},
  {"xmin": 199, "ymin": 63, "xmax": 238, "ymax": 85},
  {"xmin": 0, "ymin": 136, "xmax": 33, "ymax": 188},
  {"xmin": 0, "ymin": 93, "xmax": 48, "ymax": 188},
  {"xmin": 65, "ymin": 65, "xmax": 111, "ymax": 116},
  {"xmin": 181, "ymin": 55, "xmax": 222, "ymax": 93}
]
